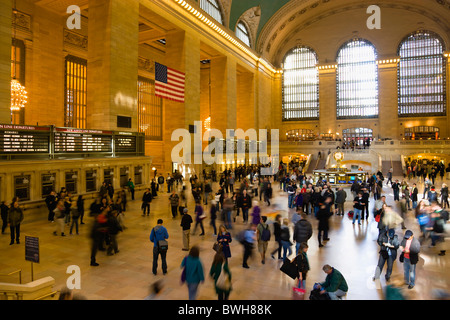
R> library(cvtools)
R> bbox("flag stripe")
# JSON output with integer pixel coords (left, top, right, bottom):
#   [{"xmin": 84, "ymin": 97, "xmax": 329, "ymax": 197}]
[{"xmin": 155, "ymin": 81, "xmax": 184, "ymax": 94}]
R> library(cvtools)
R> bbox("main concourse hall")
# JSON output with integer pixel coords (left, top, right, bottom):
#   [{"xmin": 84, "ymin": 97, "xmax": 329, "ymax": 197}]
[{"xmin": 0, "ymin": 0, "xmax": 449, "ymax": 302}]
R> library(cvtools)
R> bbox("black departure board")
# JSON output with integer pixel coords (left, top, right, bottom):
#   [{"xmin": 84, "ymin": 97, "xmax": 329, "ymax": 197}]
[
  {"xmin": 54, "ymin": 127, "xmax": 113, "ymax": 153},
  {"xmin": 0, "ymin": 124, "xmax": 50, "ymax": 153},
  {"xmin": 114, "ymin": 132, "xmax": 137, "ymax": 153}
]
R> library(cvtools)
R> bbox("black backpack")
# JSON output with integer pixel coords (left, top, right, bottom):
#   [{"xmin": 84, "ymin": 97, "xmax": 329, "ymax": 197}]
[{"xmin": 260, "ymin": 224, "xmax": 271, "ymax": 241}]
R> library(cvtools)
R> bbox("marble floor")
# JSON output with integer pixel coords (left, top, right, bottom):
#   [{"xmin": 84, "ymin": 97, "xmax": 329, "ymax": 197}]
[{"xmin": 1, "ymin": 175, "xmax": 449, "ymax": 300}]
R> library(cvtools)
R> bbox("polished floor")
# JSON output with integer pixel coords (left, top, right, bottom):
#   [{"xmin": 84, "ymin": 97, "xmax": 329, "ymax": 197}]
[{"xmin": 1, "ymin": 175, "xmax": 449, "ymax": 300}]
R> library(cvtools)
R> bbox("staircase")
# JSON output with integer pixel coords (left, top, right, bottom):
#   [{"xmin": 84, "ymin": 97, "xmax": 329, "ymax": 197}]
[{"xmin": 305, "ymin": 157, "xmax": 326, "ymax": 173}]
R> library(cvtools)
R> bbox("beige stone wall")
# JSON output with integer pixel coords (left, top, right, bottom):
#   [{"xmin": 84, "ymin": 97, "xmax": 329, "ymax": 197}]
[{"xmin": 0, "ymin": 0, "xmax": 11, "ymax": 123}]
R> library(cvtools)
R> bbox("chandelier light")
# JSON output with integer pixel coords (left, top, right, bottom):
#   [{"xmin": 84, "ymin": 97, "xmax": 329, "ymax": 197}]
[{"xmin": 11, "ymin": 79, "xmax": 27, "ymax": 111}]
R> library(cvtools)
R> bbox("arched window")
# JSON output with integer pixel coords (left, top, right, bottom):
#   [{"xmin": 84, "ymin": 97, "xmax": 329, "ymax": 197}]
[
  {"xmin": 398, "ymin": 31, "xmax": 446, "ymax": 117},
  {"xmin": 199, "ymin": 0, "xmax": 223, "ymax": 25},
  {"xmin": 336, "ymin": 39, "xmax": 378, "ymax": 119},
  {"xmin": 236, "ymin": 21, "xmax": 251, "ymax": 47},
  {"xmin": 282, "ymin": 46, "xmax": 319, "ymax": 120}
]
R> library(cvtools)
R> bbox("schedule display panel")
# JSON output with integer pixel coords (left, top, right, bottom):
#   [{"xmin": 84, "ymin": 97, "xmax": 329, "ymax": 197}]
[
  {"xmin": 0, "ymin": 124, "xmax": 50, "ymax": 154},
  {"xmin": 54, "ymin": 127, "xmax": 113, "ymax": 153}
]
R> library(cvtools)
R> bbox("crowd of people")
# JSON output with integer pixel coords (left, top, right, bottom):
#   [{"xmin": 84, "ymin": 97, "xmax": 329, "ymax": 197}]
[{"xmin": 2, "ymin": 160, "xmax": 449, "ymax": 300}]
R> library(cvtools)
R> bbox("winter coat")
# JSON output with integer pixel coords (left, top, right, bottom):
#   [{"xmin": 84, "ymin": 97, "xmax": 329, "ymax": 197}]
[{"xmin": 293, "ymin": 219, "xmax": 313, "ymax": 243}]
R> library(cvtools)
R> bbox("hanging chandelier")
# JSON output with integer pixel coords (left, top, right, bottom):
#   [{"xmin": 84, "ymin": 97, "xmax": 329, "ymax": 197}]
[
  {"xmin": 11, "ymin": 0, "xmax": 27, "ymax": 112},
  {"xmin": 11, "ymin": 78, "xmax": 27, "ymax": 111}
]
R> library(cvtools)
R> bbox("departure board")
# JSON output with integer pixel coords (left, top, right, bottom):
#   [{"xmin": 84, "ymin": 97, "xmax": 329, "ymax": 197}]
[
  {"xmin": 0, "ymin": 124, "xmax": 50, "ymax": 153},
  {"xmin": 54, "ymin": 127, "xmax": 113, "ymax": 153},
  {"xmin": 114, "ymin": 132, "xmax": 137, "ymax": 153}
]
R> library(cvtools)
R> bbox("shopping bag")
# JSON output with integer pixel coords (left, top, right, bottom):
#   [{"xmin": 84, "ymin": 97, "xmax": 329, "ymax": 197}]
[
  {"xmin": 280, "ymin": 259, "xmax": 298, "ymax": 280},
  {"xmin": 292, "ymin": 287, "xmax": 306, "ymax": 300}
]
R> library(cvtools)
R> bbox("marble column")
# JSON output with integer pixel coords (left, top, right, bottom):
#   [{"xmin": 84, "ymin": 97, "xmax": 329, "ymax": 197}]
[
  {"xmin": 318, "ymin": 66, "xmax": 337, "ymax": 137},
  {"xmin": 377, "ymin": 61, "xmax": 399, "ymax": 139},
  {"xmin": 0, "ymin": 0, "xmax": 12, "ymax": 123},
  {"xmin": 87, "ymin": 0, "xmax": 139, "ymax": 131}
]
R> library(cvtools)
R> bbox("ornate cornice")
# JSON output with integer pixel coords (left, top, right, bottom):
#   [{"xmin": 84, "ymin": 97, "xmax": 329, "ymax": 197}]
[{"xmin": 63, "ymin": 29, "xmax": 88, "ymax": 50}]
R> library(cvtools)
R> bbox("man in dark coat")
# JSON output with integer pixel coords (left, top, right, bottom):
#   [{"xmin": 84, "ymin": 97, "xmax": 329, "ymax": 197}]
[
  {"xmin": 317, "ymin": 196, "xmax": 332, "ymax": 247},
  {"xmin": 293, "ymin": 212, "xmax": 313, "ymax": 254},
  {"xmin": 45, "ymin": 191, "xmax": 57, "ymax": 221}
]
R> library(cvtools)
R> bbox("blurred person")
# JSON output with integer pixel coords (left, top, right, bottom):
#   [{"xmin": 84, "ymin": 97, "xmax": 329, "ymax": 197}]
[
  {"xmin": 90, "ymin": 208, "xmax": 109, "ymax": 266},
  {"xmin": 316, "ymin": 264, "xmax": 348, "ymax": 300},
  {"xmin": 192, "ymin": 201, "xmax": 205, "ymax": 236},
  {"xmin": 77, "ymin": 195, "xmax": 85, "ymax": 225},
  {"xmin": 180, "ymin": 246, "xmax": 205, "ymax": 300},
  {"xmin": 384, "ymin": 274, "xmax": 408, "ymax": 300},
  {"xmin": 372, "ymin": 228, "xmax": 399, "ymax": 282},
  {"xmin": 210, "ymin": 201, "xmax": 217, "ymax": 236},
  {"xmin": 335, "ymin": 187, "xmax": 347, "ymax": 216},
  {"xmin": 399, "ymin": 230, "xmax": 420, "ymax": 289},
  {"xmin": 144, "ymin": 280, "xmax": 164, "ymax": 300},
  {"xmin": 242, "ymin": 224, "xmax": 256, "ymax": 269},
  {"xmin": 169, "ymin": 189, "xmax": 179, "ymax": 219},
  {"xmin": 256, "ymin": 216, "xmax": 270, "ymax": 264},
  {"xmin": 69, "ymin": 201, "xmax": 80, "ymax": 235},
  {"xmin": 53, "ymin": 200, "xmax": 66, "ymax": 237},
  {"xmin": 45, "ymin": 191, "xmax": 57, "ymax": 222},
  {"xmin": 106, "ymin": 210, "xmax": 123, "ymax": 256},
  {"xmin": 1, "ymin": 201, "xmax": 9, "ymax": 234},
  {"xmin": 217, "ymin": 225, "xmax": 232, "ymax": 261},
  {"xmin": 209, "ymin": 251, "xmax": 232, "ymax": 300},
  {"xmin": 180, "ymin": 208, "xmax": 193, "ymax": 251},
  {"xmin": 317, "ymin": 197, "xmax": 332, "ymax": 247},
  {"xmin": 280, "ymin": 218, "xmax": 292, "ymax": 261},
  {"xmin": 150, "ymin": 219, "xmax": 169, "ymax": 275},
  {"xmin": 270, "ymin": 214, "xmax": 283, "ymax": 260},
  {"xmin": 8, "ymin": 199, "xmax": 24, "ymax": 245},
  {"xmin": 440, "ymin": 183, "xmax": 449, "ymax": 209}
]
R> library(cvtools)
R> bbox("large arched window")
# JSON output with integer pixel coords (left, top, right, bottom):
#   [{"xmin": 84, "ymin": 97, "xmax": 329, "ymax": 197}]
[
  {"xmin": 398, "ymin": 31, "xmax": 446, "ymax": 117},
  {"xmin": 199, "ymin": 0, "xmax": 223, "ymax": 25},
  {"xmin": 282, "ymin": 46, "xmax": 319, "ymax": 120},
  {"xmin": 236, "ymin": 21, "xmax": 251, "ymax": 47},
  {"xmin": 336, "ymin": 39, "xmax": 378, "ymax": 119}
]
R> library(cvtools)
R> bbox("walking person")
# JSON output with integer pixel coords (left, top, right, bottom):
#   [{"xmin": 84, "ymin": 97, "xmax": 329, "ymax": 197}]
[
  {"xmin": 335, "ymin": 187, "xmax": 347, "ymax": 216},
  {"xmin": 69, "ymin": 202, "xmax": 80, "ymax": 235},
  {"xmin": 150, "ymin": 219, "xmax": 169, "ymax": 275},
  {"xmin": 180, "ymin": 245, "xmax": 205, "ymax": 300},
  {"xmin": 53, "ymin": 200, "xmax": 66, "ymax": 237},
  {"xmin": 180, "ymin": 208, "xmax": 193, "ymax": 251},
  {"xmin": 352, "ymin": 191, "xmax": 365, "ymax": 225},
  {"xmin": 242, "ymin": 224, "xmax": 256, "ymax": 269},
  {"xmin": 399, "ymin": 230, "xmax": 421, "ymax": 289},
  {"xmin": 209, "ymin": 251, "xmax": 232, "ymax": 300},
  {"xmin": 127, "ymin": 178, "xmax": 135, "ymax": 200},
  {"xmin": 8, "ymin": 199, "xmax": 24, "ymax": 245},
  {"xmin": 106, "ymin": 210, "xmax": 122, "ymax": 255},
  {"xmin": 317, "ymin": 197, "xmax": 332, "ymax": 247},
  {"xmin": 77, "ymin": 195, "xmax": 85, "ymax": 225},
  {"xmin": 270, "ymin": 214, "xmax": 283, "ymax": 260},
  {"xmin": 142, "ymin": 188, "xmax": 152, "ymax": 216},
  {"xmin": 45, "ymin": 191, "xmax": 57, "ymax": 222},
  {"xmin": 256, "ymin": 216, "xmax": 270, "ymax": 264},
  {"xmin": 293, "ymin": 212, "xmax": 313, "ymax": 254},
  {"xmin": 280, "ymin": 218, "xmax": 293, "ymax": 261},
  {"xmin": 372, "ymin": 228, "xmax": 399, "ymax": 282},
  {"xmin": 217, "ymin": 225, "xmax": 232, "ymax": 261},
  {"xmin": 169, "ymin": 189, "xmax": 179, "ymax": 219},
  {"xmin": 192, "ymin": 201, "xmax": 205, "ymax": 236},
  {"xmin": 90, "ymin": 208, "xmax": 109, "ymax": 266}
]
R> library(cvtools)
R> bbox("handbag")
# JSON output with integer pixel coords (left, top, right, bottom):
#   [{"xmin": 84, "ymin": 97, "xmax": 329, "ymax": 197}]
[
  {"xmin": 280, "ymin": 258, "xmax": 298, "ymax": 280},
  {"xmin": 292, "ymin": 287, "xmax": 306, "ymax": 300},
  {"xmin": 213, "ymin": 242, "xmax": 223, "ymax": 252},
  {"xmin": 399, "ymin": 251, "xmax": 404, "ymax": 263},
  {"xmin": 216, "ymin": 264, "xmax": 231, "ymax": 291}
]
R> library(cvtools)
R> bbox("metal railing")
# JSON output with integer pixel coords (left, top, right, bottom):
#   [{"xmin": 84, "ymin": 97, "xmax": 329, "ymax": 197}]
[{"xmin": 0, "ymin": 269, "xmax": 22, "ymax": 284}]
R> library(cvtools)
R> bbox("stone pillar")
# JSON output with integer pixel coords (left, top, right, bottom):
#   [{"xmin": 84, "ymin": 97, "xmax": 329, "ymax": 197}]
[
  {"xmin": 318, "ymin": 65, "xmax": 337, "ymax": 137},
  {"xmin": 210, "ymin": 56, "xmax": 236, "ymax": 134},
  {"xmin": 377, "ymin": 60, "xmax": 399, "ymax": 139},
  {"xmin": 236, "ymin": 71, "xmax": 255, "ymax": 130},
  {"xmin": 87, "ymin": 0, "xmax": 139, "ymax": 131},
  {"xmin": 162, "ymin": 30, "xmax": 200, "ymax": 174},
  {"xmin": 0, "ymin": 0, "xmax": 12, "ymax": 123}
]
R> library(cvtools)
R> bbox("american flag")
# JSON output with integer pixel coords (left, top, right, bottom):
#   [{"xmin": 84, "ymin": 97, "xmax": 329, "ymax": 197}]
[{"xmin": 155, "ymin": 62, "xmax": 185, "ymax": 103}]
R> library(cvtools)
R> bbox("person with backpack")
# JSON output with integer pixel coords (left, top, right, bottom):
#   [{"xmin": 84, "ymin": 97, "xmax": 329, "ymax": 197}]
[
  {"xmin": 209, "ymin": 251, "xmax": 232, "ymax": 300},
  {"xmin": 256, "ymin": 216, "xmax": 270, "ymax": 264},
  {"xmin": 150, "ymin": 219, "xmax": 169, "ymax": 275}
]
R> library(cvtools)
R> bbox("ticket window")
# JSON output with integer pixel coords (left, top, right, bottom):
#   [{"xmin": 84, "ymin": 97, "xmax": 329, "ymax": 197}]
[
  {"xmin": 65, "ymin": 172, "xmax": 78, "ymax": 195},
  {"xmin": 134, "ymin": 166, "xmax": 143, "ymax": 185},
  {"xmin": 104, "ymin": 169, "xmax": 113, "ymax": 185},
  {"xmin": 14, "ymin": 175, "xmax": 30, "ymax": 201},
  {"xmin": 86, "ymin": 170, "xmax": 97, "ymax": 192},
  {"xmin": 42, "ymin": 173, "xmax": 56, "ymax": 198}
]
